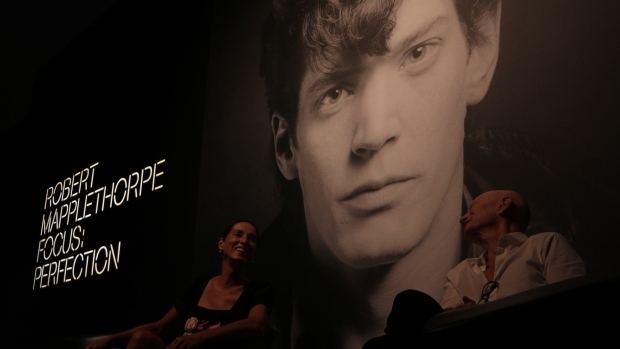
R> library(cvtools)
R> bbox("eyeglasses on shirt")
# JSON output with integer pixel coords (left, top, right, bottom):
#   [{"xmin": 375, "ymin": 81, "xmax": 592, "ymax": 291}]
[{"xmin": 478, "ymin": 280, "xmax": 500, "ymax": 304}]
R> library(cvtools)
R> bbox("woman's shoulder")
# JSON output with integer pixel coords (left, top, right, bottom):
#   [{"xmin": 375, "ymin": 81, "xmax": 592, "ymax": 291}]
[
  {"xmin": 243, "ymin": 278, "xmax": 273, "ymax": 305},
  {"xmin": 245, "ymin": 278, "xmax": 272, "ymax": 292}
]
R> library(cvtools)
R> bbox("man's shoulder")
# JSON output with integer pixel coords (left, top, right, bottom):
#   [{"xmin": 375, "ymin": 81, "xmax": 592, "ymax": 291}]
[
  {"xmin": 522, "ymin": 232, "xmax": 577, "ymax": 260},
  {"xmin": 524, "ymin": 231, "xmax": 564, "ymax": 246}
]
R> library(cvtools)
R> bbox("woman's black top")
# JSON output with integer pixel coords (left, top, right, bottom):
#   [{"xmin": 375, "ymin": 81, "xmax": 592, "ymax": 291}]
[{"xmin": 174, "ymin": 276, "xmax": 272, "ymax": 335}]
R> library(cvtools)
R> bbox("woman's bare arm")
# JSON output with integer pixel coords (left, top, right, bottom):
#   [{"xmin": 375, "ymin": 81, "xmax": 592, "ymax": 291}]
[{"xmin": 86, "ymin": 306, "xmax": 179, "ymax": 349}]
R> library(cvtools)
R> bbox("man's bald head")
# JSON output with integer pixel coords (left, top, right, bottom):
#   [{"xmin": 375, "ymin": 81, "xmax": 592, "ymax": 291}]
[
  {"xmin": 462, "ymin": 190, "xmax": 530, "ymax": 239},
  {"xmin": 491, "ymin": 190, "xmax": 530, "ymax": 232}
]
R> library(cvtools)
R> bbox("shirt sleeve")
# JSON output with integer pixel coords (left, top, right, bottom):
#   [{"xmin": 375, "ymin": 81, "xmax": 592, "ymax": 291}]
[
  {"xmin": 542, "ymin": 232, "xmax": 586, "ymax": 283},
  {"xmin": 440, "ymin": 279, "xmax": 464, "ymax": 310},
  {"xmin": 247, "ymin": 280, "xmax": 273, "ymax": 308}
]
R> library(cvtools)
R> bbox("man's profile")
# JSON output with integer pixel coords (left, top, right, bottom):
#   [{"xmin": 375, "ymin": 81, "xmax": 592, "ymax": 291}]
[
  {"xmin": 259, "ymin": 0, "xmax": 501, "ymax": 347},
  {"xmin": 440, "ymin": 190, "xmax": 586, "ymax": 309}
]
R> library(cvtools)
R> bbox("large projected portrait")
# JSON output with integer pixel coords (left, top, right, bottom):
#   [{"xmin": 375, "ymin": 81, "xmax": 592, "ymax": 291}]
[
  {"xmin": 197, "ymin": 0, "xmax": 620, "ymax": 348},
  {"xmin": 264, "ymin": 0, "xmax": 497, "ymax": 345}
]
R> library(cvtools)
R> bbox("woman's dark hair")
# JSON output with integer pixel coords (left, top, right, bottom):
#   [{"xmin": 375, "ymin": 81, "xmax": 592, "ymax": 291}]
[{"xmin": 220, "ymin": 220, "xmax": 260, "ymax": 240}]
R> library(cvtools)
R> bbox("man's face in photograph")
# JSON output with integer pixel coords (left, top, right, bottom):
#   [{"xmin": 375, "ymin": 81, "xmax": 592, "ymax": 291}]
[{"xmin": 275, "ymin": 0, "xmax": 499, "ymax": 267}]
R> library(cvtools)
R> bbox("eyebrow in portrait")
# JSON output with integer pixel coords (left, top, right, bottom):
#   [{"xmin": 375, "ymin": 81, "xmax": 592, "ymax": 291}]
[
  {"xmin": 308, "ymin": 65, "xmax": 363, "ymax": 95},
  {"xmin": 307, "ymin": 15, "xmax": 449, "ymax": 91},
  {"xmin": 389, "ymin": 15, "xmax": 448, "ymax": 55}
]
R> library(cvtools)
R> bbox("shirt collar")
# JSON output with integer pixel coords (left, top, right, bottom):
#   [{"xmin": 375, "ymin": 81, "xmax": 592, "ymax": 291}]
[
  {"xmin": 498, "ymin": 231, "xmax": 528, "ymax": 248},
  {"xmin": 469, "ymin": 232, "xmax": 528, "ymax": 267}
]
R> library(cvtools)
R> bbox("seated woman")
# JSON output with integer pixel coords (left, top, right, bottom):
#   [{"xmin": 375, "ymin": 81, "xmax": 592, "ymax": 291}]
[{"xmin": 87, "ymin": 220, "xmax": 272, "ymax": 349}]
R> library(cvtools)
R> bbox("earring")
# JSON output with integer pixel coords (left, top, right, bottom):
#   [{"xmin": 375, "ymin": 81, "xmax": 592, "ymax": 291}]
[{"xmin": 218, "ymin": 248, "xmax": 223, "ymax": 254}]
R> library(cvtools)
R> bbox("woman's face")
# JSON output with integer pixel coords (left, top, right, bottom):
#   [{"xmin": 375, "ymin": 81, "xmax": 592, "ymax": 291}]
[{"xmin": 219, "ymin": 222, "xmax": 258, "ymax": 263}]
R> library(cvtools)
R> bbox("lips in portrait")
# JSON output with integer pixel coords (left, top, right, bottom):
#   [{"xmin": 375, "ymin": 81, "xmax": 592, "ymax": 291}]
[{"xmin": 339, "ymin": 175, "xmax": 417, "ymax": 216}]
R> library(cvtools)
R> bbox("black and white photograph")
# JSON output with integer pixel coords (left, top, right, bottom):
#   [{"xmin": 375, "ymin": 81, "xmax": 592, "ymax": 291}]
[{"xmin": 197, "ymin": 0, "xmax": 620, "ymax": 348}]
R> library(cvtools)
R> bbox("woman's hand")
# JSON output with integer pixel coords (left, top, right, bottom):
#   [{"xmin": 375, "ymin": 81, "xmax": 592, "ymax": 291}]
[
  {"xmin": 85, "ymin": 335, "xmax": 112, "ymax": 349},
  {"xmin": 167, "ymin": 334, "xmax": 204, "ymax": 349}
]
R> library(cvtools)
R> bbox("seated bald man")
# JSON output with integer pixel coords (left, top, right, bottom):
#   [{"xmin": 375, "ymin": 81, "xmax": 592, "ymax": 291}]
[{"xmin": 440, "ymin": 190, "xmax": 586, "ymax": 309}]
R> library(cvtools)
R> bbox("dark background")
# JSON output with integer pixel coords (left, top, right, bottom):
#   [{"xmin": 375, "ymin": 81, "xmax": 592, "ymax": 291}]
[
  {"xmin": 467, "ymin": 0, "xmax": 620, "ymax": 276},
  {"xmin": 3, "ymin": 0, "xmax": 620, "ymax": 346},
  {"xmin": 3, "ymin": 0, "xmax": 211, "ymax": 345}
]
